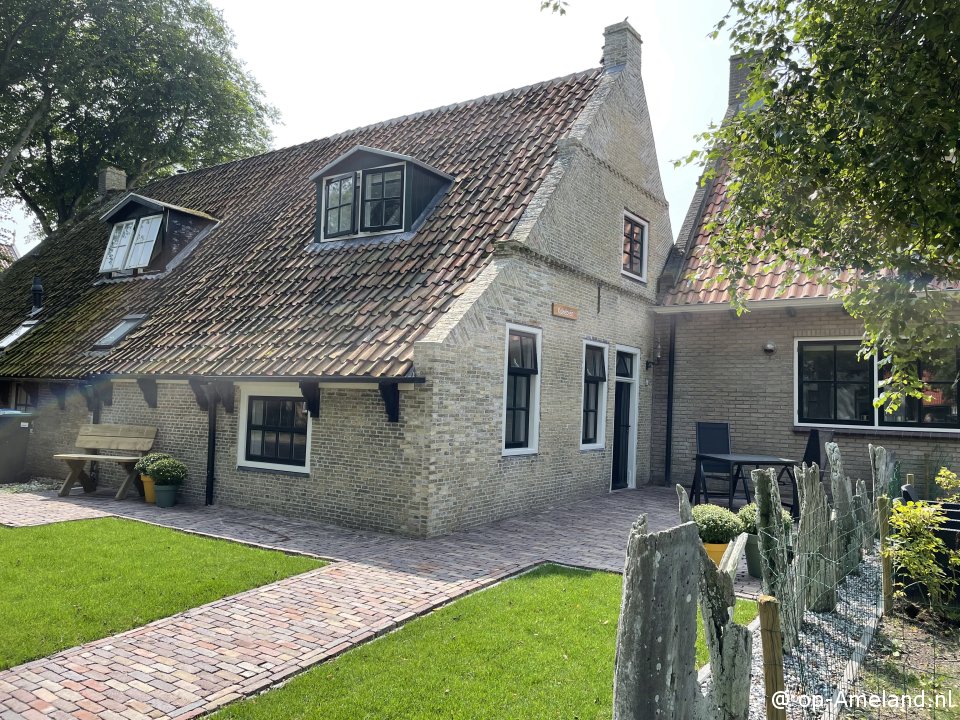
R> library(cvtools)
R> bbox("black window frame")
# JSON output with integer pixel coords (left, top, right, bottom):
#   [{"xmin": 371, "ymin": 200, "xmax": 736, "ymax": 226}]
[
  {"xmin": 360, "ymin": 165, "xmax": 405, "ymax": 233},
  {"xmin": 797, "ymin": 341, "xmax": 874, "ymax": 426},
  {"xmin": 582, "ymin": 344, "xmax": 607, "ymax": 445},
  {"xmin": 14, "ymin": 382, "xmax": 36, "ymax": 412},
  {"xmin": 622, "ymin": 213, "xmax": 647, "ymax": 279},
  {"xmin": 245, "ymin": 395, "xmax": 310, "ymax": 467},
  {"xmin": 878, "ymin": 348, "xmax": 960, "ymax": 429},
  {"xmin": 323, "ymin": 173, "xmax": 357, "ymax": 239},
  {"xmin": 504, "ymin": 329, "xmax": 539, "ymax": 450}
]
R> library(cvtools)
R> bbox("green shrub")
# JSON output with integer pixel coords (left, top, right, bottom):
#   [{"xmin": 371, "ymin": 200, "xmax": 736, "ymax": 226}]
[
  {"xmin": 133, "ymin": 452, "xmax": 172, "ymax": 476},
  {"xmin": 148, "ymin": 457, "xmax": 188, "ymax": 487},
  {"xmin": 691, "ymin": 504, "xmax": 742, "ymax": 544},
  {"xmin": 737, "ymin": 503, "xmax": 793, "ymax": 535},
  {"xmin": 884, "ymin": 500, "xmax": 960, "ymax": 612}
]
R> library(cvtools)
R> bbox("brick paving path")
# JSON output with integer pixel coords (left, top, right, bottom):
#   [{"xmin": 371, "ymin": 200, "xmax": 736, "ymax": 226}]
[{"xmin": 0, "ymin": 488, "xmax": 759, "ymax": 719}]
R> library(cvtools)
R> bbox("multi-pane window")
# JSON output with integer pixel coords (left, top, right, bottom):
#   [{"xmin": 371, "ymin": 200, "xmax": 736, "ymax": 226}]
[
  {"xmin": 361, "ymin": 167, "xmax": 404, "ymax": 232},
  {"xmin": 245, "ymin": 396, "xmax": 309, "ymax": 466},
  {"xmin": 99, "ymin": 215, "xmax": 162, "ymax": 273},
  {"xmin": 797, "ymin": 341, "xmax": 874, "ymax": 424},
  {"xmin": 324, "ymin": 174, "xmax": 356, "ymax": 238},
  {"xmin": 622, "ymin": 213, "xmax": 647, "ymax": 279},
  {"xmin": 582, "ymin": 344, "xmax": 607, "ymax": 446},
  {"xmin": 880, "ymin": 347, "xmax": 960, "ymax": 428},
  {"xmin": 504, "ymin": 329, "xmax": 539, "ymax": 450},
  {"xmin": 14, "ymin": 383, "xmax": 35, "ymax": 412}
]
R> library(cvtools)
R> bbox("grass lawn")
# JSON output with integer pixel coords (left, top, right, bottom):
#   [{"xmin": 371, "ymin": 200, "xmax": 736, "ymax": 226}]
[
  {"xmin": 0, "ymin": 517, "xmax": 323, "ymax": 669},
  {"xmin": 214, "ymin": 564, "xmax": 758, "ymax": 720}
]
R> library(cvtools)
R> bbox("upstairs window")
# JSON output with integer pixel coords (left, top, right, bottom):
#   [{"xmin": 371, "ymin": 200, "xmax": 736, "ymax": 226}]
[
  {"xmin": 622, "ymin": 212, "xmax": 648, "ymax": 281},
  {"xmin": 361, "ymin": 166, "xmax": 404, "ymax": 232},
  {"xmin": 324, "ymin": 174, "xmax": 356, "ymax": 238},
  {"xmin": 503, "ymin": 325, "xmax": 541, "ymax": 453},
  {"xmin": 0, "ymin": 320, "xmax": 38, "ymax": 350},
  {"xmin": 93, "ymin": 314, "xmax": 146, "ymax": 349},
  {"xmin": 100, "ymin": 214, "xmax": 162, "ymax": 273}
]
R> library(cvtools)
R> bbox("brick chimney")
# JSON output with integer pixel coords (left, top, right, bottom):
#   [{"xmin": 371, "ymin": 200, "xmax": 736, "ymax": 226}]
[
  {"xmin": 602, "ymin": 21, "xmax": 642, "ymax": 69},
  {"xmin": 728, "ymin": 52, "xmax": 762, "ymax": 108},
  {"xmin": 98, "ymin": 165, "xmax": 126, "ymax": 195}
]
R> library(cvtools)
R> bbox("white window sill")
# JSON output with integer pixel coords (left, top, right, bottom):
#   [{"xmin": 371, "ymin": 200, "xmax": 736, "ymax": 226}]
[
  {"xmin": 579, "ymin": 443, "xmax": 605, "ymax": 452},
  {"xmin": 794, "ymin": 423, "xmax": 960, "ymax": 438},
  {"xmin": 502, "ymin": 447, "xmax": 539, "ymax": 458},
  {"xmin": 237, "ymin": 461, "xmax": 310, "ymax": 475}
]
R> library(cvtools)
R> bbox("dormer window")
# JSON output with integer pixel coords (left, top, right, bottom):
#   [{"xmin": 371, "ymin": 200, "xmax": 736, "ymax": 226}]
[
  {"xmin": 100, "ymin": 215, "xmax": 162, "ymax": 273},
  {"xmin": 0, "ymin": 320, "xmax": 38, "ymax": 350},
  {"xmin": 310, "ymin": 146, "xmax": 452, "ymax": 243},
  {"xmin": 361, "ymin": 166, "xmax": 404, "ymax": 232}
]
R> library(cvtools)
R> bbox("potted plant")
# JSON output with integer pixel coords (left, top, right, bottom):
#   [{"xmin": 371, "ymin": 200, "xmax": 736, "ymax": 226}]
[
  {"xmin": 738, "ymin": 503, "xmax": 794, "ymax": 578},
  {"xmin": 133, "ymin": 452, "xmax": 172, "ymax": 504},
  {"xmin": 691, "ymin": 504, "xmax": 743, "ymax": 565},
  {"xmin": 149, "ymin": 457, "xmax": 187, "ymax": 508}
]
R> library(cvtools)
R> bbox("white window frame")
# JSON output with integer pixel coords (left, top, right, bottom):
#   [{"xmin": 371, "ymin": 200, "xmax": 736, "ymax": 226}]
[
  {"xmin": 0, "ymin": 320, "xmax": 38, "ymax": 350},
  {"xmin": 614, "ymin": 344, "xmax": 641, "ymax": 489},
  {"xmin": 124, "ymin": 214, "xmax": 163, "ymax": 269},
  {"xmin": 502, "ymin": 323, "xmax": 542, "ymax": 457},
  {"xmin": 93, "ymin": 314, "xmax": 146, "ymax": 349},
  {"xmin": 580, "ymin": 340, "xmax": 609, "ymax": 450},
  {"xmin": 621, "ymin": 210, "xmax": 649, "ymax": 283},
  {"xmin": 793, "ymin": 336, "xmax": 960, "ymax": 434},
  {"xmin": 319, "ymin": 162, "xmax": 406, "ymax": 242},
  {"xmin": 236, "ymin": 383, "xmax": 313, "ymax": 473}
]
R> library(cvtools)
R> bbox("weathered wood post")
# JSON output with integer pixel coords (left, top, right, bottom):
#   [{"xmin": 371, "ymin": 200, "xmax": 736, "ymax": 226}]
[
  {"xmin": 613, "ymin": 515, "xmax": 702, "ymax": 720},
  {"xmin": 868, "ymin": 444, "xmax": 888, "ymax": 500},
  {"xmin": 827, "ymin": 442, "xmax": 860, "ymax": 575},
  {"xmin": 758, "ymin": 595, "xmax": 787, "ymax": 720},
  {"xmin": 676, "ymin": 486, "xmax": 753, "ymax": 720},
  {"xmin": 877, "ymin": 495, "xmax": 894, "ymax": 615},
  {"xmin": 754, "ymin": 468, "xmax": 798, "ymax": 650},
  {"xmin": 795, "ymin": 463, "xmax": 837, "ymax": 613}
]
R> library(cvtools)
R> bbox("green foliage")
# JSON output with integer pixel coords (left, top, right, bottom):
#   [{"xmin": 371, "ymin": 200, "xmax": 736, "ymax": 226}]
[
  {"xmin": 936, "ymin": 467, "xmax": 960, "ymax": 503},
  {"xmin": 213, "ymin": 565, "xmax": 759, "ymax": 720},
  {"xmin": 689, "ymin": 0, "xmax": 960, "ymax": 410},
  {"xmin": 692, "ymin": 504, "xmax": 743, "ymax": 544},
  {"xmin": 133, "ymin": 451, "xmax": 172, "ymax": 476},
  {"xmin": 884, "ymin": 500, "xmax": 960, "ymax": 612},
  {"xmin": 0, "ymin": 0, "xmax": 277, "ymax": 233},
  {"xmin": 0, "ymin": 517, "xmax": 322, "ymax": 669},
  {"xmin": 148, "ymin": 457, "xmax": 187, "ymax": 486},
  {"xmin": 737, "ymin": 502, "xmax": 792, "ymax": 535}
]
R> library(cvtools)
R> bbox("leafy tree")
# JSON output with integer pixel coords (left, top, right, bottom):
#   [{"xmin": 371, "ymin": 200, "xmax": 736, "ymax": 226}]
[
  {"xmin": 0, "ymin": 0, "xmax": 276, "ymax": 235},
  {"xmin": 689, "ymin": 0, "xmax": 960, "ymax": 410}
]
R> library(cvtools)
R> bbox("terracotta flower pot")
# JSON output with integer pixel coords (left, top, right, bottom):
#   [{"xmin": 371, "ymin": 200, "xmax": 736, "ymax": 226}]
[
  {"xmin": 141, "ymin": 475, "xmax": 156, "ymax": 504},
  {"xmin": 703, "ymin": 542, "xmax": 729, "ymax": 566}
]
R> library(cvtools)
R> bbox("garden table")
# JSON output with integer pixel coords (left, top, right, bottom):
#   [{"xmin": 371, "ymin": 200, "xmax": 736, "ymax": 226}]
[{"xmin": 689, "ymin": 453, "xmax": 800, "ymax": 518}]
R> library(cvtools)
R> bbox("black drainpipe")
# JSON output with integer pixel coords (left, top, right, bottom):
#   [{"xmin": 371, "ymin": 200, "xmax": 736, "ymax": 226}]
[
  {"xmin": 205, "ymin": 385, "xmax": 217, "ymax": 505},
  {"xmin": 664, "ymin": 316, "xmax": 677, "ymax": 485}
]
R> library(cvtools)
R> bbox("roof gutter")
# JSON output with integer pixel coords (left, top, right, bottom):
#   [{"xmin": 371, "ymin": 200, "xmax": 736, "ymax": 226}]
[
  {"xmin": 653, "ymin": 297, "xmax": 845, "ymax": 315},
  {"xmin": 98, "ymin": 373, "xmax": 426, "ymax": 384}
]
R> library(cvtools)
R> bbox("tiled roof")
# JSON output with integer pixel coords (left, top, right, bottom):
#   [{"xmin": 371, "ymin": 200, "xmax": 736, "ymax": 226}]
[
  {"xmin": 662, "ymin": 170, "xmax": 854, "ymax": 307},
  {"xmin": 0, "ymin": 68, "xmax": 605, "ymax": 380},
  {"xmin": 0, "ymin": 243, "xmax": 17, "ymax": 272}
]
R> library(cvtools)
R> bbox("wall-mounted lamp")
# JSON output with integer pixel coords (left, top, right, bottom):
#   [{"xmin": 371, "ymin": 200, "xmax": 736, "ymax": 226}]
[
  {"xmin": 645, "ymin": 337, "xmax": 663, "ymax": 370},
  {"xmin": 763, "ymin": 341, "xmax": 777, "ymax": 355}
]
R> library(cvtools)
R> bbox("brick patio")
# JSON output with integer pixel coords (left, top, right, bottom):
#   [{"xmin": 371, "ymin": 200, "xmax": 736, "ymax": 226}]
[{"xmin": 0, "ymin": 487, "xmax": 759, "ymax": 719}]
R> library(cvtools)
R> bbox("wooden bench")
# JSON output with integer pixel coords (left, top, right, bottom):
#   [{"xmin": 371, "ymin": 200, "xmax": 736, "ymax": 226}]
[{"xmin": 54, "ymin": 424, "xmax": 157, "ymax": 500}]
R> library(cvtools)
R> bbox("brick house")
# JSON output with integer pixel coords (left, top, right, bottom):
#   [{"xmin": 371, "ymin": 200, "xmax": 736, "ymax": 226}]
[
  {"xmin": 0, "ymin": 23, "xmax": 674, "ymax": 536},
  {"xmin": 652, "ymin": 57, "xmax": 959, "ymax": 491}
]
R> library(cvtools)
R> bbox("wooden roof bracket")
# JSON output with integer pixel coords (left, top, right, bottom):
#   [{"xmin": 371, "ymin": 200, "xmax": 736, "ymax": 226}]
[
  {"xmin": 137, "ymin": 378, "xmax": 158, "ymax": 408},
  {"xmin": 299, "ymin": 381, "xmax": 320, "ymax": 418},
  {"xmin": 378, "ymin": 381, "xmax": 400, "ymax": 423}
]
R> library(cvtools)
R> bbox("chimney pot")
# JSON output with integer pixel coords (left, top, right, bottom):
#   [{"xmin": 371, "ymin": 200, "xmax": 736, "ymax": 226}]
[
  {"xmin": 31, "ymin": 275, "xmax": 43, "ymax": 312},
  {"xmin": 98, "ymin": 165, "xmax": 126, "ymax": 195},
  {"xmin": 729, "ymin": 52, "xmax": 762, "ymax": 108},
  {"xmin": 602, "ymin": 21, "xmax": 642, "ymax": 69}
]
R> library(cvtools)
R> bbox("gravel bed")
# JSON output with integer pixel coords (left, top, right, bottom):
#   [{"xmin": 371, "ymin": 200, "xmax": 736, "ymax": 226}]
[
  {"xmin": 747, "ymin": 551, "xmax": 883, "ymax": 719},
  {"xmin": 0, "ymin": 478, "xmax": 60, "ymax": 494}
]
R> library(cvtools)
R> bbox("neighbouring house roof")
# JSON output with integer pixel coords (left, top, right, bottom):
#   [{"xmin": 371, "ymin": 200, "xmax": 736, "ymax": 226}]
[
  {"xmin": 0, "ymin": 67, "xmax": 605, "ymax": 380},
  {"xmin": 660, "ymin": 169, "xmax": 856, "ymax": 309},
  {"xmin": 0, "ymin": 243, "xmax": 17, "ymax": 272}
]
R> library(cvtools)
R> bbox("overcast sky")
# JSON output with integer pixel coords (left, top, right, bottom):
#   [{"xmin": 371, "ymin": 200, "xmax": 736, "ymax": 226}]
[{"xmin": 8, "ymin": 0, "xmax": 733, "ymax": 253}]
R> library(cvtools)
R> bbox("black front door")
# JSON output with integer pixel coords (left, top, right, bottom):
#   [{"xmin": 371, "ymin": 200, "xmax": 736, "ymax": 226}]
[{"xmin": 611, "ymin": 379, "xmax": 631, "ymax": 490}]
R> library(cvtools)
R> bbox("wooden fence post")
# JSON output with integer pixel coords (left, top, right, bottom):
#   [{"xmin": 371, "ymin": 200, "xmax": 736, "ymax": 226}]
[
  {"xmin": 877, "ymin": 495, "xmax": 894, "ymax": 615},
  {"xmin": 758, "ymin": 595, "xmax": 787, "ymax": 720}
]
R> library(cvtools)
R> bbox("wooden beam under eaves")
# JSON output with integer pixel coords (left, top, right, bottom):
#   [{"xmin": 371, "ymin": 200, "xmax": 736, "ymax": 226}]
[
  {"xmin": 137, "ymin": 378, "xmax": 158, "ymax": 408},
  {"xmin": 299, "ymin": 381, "xmax": 320, "ymax": 418},
  {"xmin": 378, "ymin": 382, "xmax": 400, "ymax": 423}
]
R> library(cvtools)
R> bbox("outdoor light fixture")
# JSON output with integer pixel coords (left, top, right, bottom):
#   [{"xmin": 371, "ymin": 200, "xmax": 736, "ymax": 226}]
[
  {"xmin": 763, "ymin": 341, "xmax": 777, "ymax": 355},
  {"xmin": 645, "ymin": 337, "xmax": 663, "ymax": 370}
]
